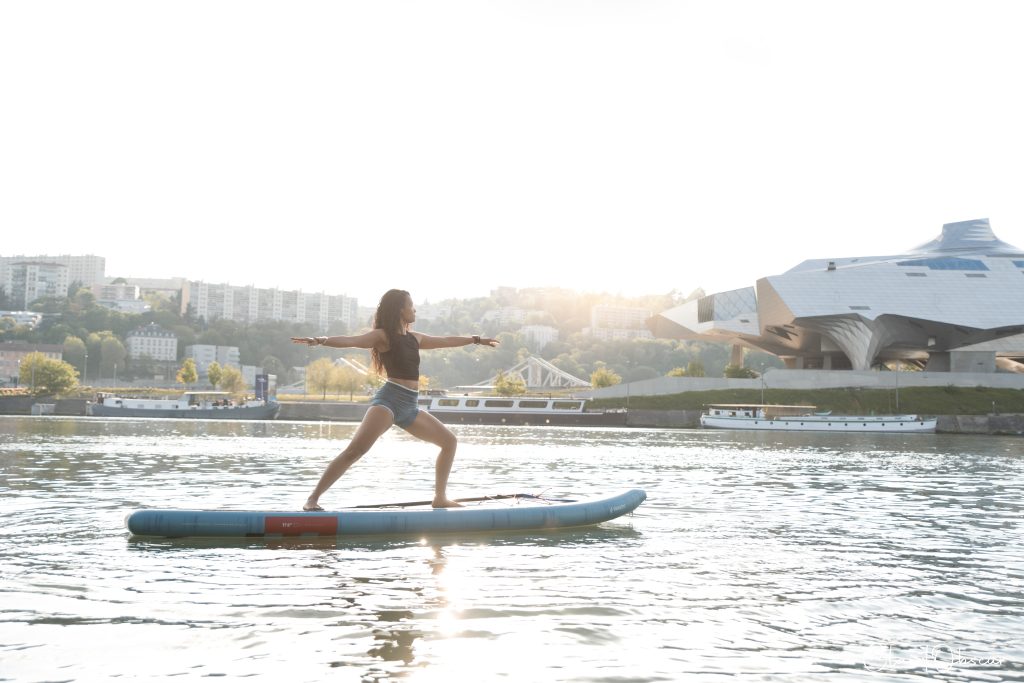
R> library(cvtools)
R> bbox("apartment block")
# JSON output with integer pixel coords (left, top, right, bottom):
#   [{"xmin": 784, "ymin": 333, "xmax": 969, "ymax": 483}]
[
  {"xmin": 185, "ymin": 344, "xmax": 241, "ymax": 375},
  {"xmin": 189, "ymin": 281, "xmax": 358, "ymax": 329},
  {"xmin": 1, "ymin": 254, "xmax": 105, "ymax": 289},
  {"xmin": 4, "ymin": 261, "xmax": 69, "ymax": 308},
  {"xmin": 584, "ymin": 304, "xmax": 654, "ymax": 340},
  {"xmin": 126, "ymin": 323, "xmax": 178, "ymax": 362},
  {"xmin": 0, "ymin": 341, "xmax": 64, "ymax": 384}
]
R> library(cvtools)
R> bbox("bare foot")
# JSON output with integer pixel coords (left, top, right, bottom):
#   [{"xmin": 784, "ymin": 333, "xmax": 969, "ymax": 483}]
[
  {"xmin": 432, "ymin": 497, "xmax": 463, "ymax": 508},
  {"xmin": 303, "ymin": 499, "xmax": 324, "ymax": 512}
]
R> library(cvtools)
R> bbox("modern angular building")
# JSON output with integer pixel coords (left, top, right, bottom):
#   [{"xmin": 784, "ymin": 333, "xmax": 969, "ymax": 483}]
[{"xmin": 648, "ymin": 219, "xmax": 1024, "ymax": 372}]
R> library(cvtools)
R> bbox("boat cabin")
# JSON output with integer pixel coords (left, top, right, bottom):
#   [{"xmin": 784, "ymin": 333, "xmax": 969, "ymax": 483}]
[
  {"xmin": 704, "ymin": 403, "xmax": 817, "ymax": 420},
  {"xmin": 418, "ymin": 394, "xmax": 589, "ymax": 414}
]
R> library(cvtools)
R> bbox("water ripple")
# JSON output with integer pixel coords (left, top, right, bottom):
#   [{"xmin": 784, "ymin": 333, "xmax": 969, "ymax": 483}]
[{"xmin": 1, "ymin": 417, "xmax": 1022, "ymax": 681}]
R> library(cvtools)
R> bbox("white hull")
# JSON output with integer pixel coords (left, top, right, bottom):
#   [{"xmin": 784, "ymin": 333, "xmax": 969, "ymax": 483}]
[{"xmin": 700, "ymin": 414, "xmax": 936, "ymax": 432}]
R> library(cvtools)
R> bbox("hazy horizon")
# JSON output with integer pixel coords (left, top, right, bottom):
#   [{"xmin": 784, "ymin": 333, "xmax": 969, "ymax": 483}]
[{"xmin": 4, "ymin": 2, "xmax": 1024, "ymax": 306}]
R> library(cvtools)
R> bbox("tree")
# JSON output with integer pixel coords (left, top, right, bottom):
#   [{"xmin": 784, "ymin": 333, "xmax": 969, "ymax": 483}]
[
  {"xmin": 667, "ymin": 367, "xmax": 687, "ymax": 377},
  {"xmin": 19, "ymin": 352, "xmax": 79, "ymax": 397},
  {"xmin": 494, "ymin": 370, "xmax": 526, "ymax": 396},
  {"xmin": 332, "ymin": 365, "xmax": 365, "ymax": 401},
  {"xmin": 100, "ymin": 336, "xmax": 127, "ymax": 382},
  {"xmin": 207, "ymin": 361, "xmax": 223, "ymax": 389},
  {"xmin": 306, "ymin": 358, "xmax": 335, "ymax": 399},
  {"xmin": 63, "ymin": 336, "xmax": 87, "ymax": 380},
  {"xmin": 176, "ymin": 358, "xmax": 198, "ymax": 386},
  {"xmin": 590, "ymin": 363, "xmax": 622, "ymax": 389},
  {"xmin": 686, "ymin": 360, "xmax": 706, "ymax": 377},
  {"xmin": 218, "ymin": 365, "xmax": 245, "ymax": 395},
  {"xmin": 723, "ymin": 363, "xmax": 758, "ymax": 378}
]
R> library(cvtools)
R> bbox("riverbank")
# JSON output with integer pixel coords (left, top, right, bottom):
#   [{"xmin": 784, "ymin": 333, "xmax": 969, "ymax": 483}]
[{"xmin": 1, "ymin": 396, "xmax": 1023, "ymax": 434}]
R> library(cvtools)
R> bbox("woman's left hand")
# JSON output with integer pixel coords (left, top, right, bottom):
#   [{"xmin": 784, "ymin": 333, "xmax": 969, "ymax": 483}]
[{"xmin": 479, "ymin": 338, "xmax": 500, "ymax": 347}]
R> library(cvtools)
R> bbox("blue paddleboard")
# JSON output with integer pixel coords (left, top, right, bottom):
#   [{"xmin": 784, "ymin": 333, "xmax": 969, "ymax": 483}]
[{"xmin": 125, "ymin": 488, "xmax": 646, "ymax": 538}]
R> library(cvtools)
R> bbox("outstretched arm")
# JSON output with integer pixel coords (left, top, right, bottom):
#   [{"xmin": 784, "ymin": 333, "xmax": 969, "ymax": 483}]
[
  {"xmin": 415, "ymin": 333, "xmax": 500, "ymax": 350},
  {"xmin": 291, "ymin": 329, "xmax": 387, "ymax": 349}
]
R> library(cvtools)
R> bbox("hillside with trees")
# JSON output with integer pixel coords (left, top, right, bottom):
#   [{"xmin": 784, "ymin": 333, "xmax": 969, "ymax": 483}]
[{"xmin": 1, "ymin": 285, "xmax": 778, "ymax": 389}]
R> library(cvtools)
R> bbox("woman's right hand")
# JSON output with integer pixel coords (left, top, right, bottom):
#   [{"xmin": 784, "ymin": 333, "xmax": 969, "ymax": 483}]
[{"xmin": 291, "ymin": 337, "xmax": 317, "ymax": 346}]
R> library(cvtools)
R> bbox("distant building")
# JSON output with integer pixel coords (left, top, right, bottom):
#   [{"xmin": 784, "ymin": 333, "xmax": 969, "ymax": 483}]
[
  {"xmin": 521, "ymin": 325, "xmax": 559, "ymax": 352},
  {"xmin": 126, "ymin": 323, "xmax": 178, "ymax": 362},
  {"xmin": 4, "ymin": 261, "xmax": 69, "ymax": 308},
  {"xmin": 185, "ymin": 344, "xmax": 241, "ymax": 377},
  {"xmin": 584, "ymin": 304, "xmax": 653, "ymax": 340},
  {"xmin": 1, "ymin": 254, "xmax": 105, "ymax": 289},
  {"xmin": 482, "ymin": 307, "xmax": 533, "ymax": 326},
  {"xmin": 649, "ymin": 218, "xmax": 1024, "ymax": 372},
  {"xmin": 189, "ymin": 281, "xmax": 358, "ymax": 329},
  {"xmin": 0, "ymin": 341, "xmax": 64, "ymax": 385},
  {"xmin": 120, "ymin": 277, "xmax": 190, "ymax": 316},
  {"xmin": 0, "ymin": 311, "xmax": 44, "ymax": 329},
  {"xmin": 416, "ymin": 301, "xmax": 455, "ymax": 322},
  {"xmin": 92, "ymin": 283, "xmax": 152, "ymax": 314}
]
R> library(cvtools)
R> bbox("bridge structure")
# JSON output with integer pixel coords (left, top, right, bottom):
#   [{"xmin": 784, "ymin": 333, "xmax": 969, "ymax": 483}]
[{"xmin": 469, "ymin": 355, "xmax": 591, "ymax": 390}]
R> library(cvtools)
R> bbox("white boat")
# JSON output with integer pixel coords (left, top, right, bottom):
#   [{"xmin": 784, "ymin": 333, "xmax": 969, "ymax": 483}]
[
  {"xmin": 87, "ymin": 391, "xmax": 280, "ymax": 420},
  {"xmin": 699, "ymin": 403, "xmax": 936, "ymax": 432},
  {"xmin": 417, "ymin": 392, "xmax": 627, "ymax": 426}
]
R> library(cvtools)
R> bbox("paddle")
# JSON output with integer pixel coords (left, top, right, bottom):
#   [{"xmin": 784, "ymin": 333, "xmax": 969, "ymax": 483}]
[{"xmin": 348, "ymin": 493, "xmax": 574, "ymax": 509}]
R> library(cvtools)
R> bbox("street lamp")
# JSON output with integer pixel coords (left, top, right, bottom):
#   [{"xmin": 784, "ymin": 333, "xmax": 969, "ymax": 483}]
[
  {"xmin": 758, "ymin": 362, "xmax": 766, "ymax": 405},
  {"xmin": 83, "ymin": 351, "xmax": 88, "ymax": 384}
]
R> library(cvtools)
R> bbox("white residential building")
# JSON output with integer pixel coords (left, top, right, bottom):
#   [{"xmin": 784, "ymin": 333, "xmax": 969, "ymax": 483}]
[
  {"xmin": 482, "ymin": 307, "xmax": 533, "ymax": 326},
  {"xmin": 190, "ymin": 281, "xmax": 357, "ymax": 329},
  {"xmin": 92, "ymin": 283, "xmax": 151, "ymax": 314},
  {"xmin": 4, "ymin": 261, "xmax": 69, "ymax": 308},
  {"xmin": 126, "ymin": 323, "xmax": 178, "ymax": 361},
  {"xmin": 185, "ymin": 344, "xmax": 241, "ymax": 376},
  {"xmin": 1, "ymin": 254, "xmax": 105, "ymax": 289},
  {"xmin": 584, "ymin": 304, "xmax": 654, "ymax": 340},
  {"xmin": 0, "ymin": 311, "xmax": 44, "ymax": 329},
  {"xmin": 121, "ymin": 277, "xmax": 190, "ymax": 316}
]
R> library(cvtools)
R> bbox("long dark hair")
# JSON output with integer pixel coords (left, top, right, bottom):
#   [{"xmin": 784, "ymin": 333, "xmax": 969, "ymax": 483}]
[{"xmin": 370, "ymin": 289, "xmax": 411, "ymax": 375}]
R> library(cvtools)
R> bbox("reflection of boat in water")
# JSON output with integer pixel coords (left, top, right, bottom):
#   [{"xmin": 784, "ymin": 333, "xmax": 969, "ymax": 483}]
[
  {"xmin": 699, "ymin": 404, "xmax": 936, "ymax": 432},
  {"xmin": 87, "ymin": 391, "xmax": 280, "ymax": 420},
  {"xmin": 417, "ymin": 392, "xmax": 627, "ymax": 426}
]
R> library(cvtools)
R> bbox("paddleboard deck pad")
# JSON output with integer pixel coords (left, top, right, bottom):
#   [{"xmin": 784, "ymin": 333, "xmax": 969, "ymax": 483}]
[{"xmin": 125, "ymin": 488, "xmax": 646, "ymax": 538}]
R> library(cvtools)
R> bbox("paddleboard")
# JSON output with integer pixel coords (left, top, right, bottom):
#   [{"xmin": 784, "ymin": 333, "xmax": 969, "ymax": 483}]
[{"xmin": 125, "ymin": 488, "xmax": 646, "ymax": 538}]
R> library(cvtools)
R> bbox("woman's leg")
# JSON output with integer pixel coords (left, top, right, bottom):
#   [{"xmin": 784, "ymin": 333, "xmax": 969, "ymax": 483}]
[
  {"xmin": 304, "ymin": 405, "xmax": 394, "ymax": 510},
  {"xmin": 403, "ymin": 410, "xmax": 461, "ymax": 508}
]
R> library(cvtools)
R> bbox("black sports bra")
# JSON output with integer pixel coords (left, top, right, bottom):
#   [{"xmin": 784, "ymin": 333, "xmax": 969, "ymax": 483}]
[{"xmin": 380, "ymin": 333, "xmax": 420, "ymax": 381}]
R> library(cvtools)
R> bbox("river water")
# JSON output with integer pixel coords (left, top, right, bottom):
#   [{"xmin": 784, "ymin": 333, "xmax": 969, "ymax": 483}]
[{"xmin": 1, "ymin": 416, "xmax": 1021, "ymax": 682}]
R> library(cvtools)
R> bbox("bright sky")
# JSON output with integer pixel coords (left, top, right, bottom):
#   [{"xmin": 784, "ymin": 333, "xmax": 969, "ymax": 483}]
[{"xmin": 3, "ymin": 1, "xmax": 1023, "ymax": 307}]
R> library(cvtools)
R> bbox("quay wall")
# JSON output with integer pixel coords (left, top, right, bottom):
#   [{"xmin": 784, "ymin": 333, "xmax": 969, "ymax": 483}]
[
  {"xmin": 585, "ymin": 369, "xmax": 1024, "ymax": 399},
  {"xmin": 2, "ymin": 398, "xmax": 1022, "ymax": 434}
]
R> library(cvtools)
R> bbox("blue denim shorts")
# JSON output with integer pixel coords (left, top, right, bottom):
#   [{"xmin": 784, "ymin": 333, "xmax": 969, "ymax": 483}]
[{"xmin": 370, "ymin": 381, "xmax": 420, "ymax": 428}]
